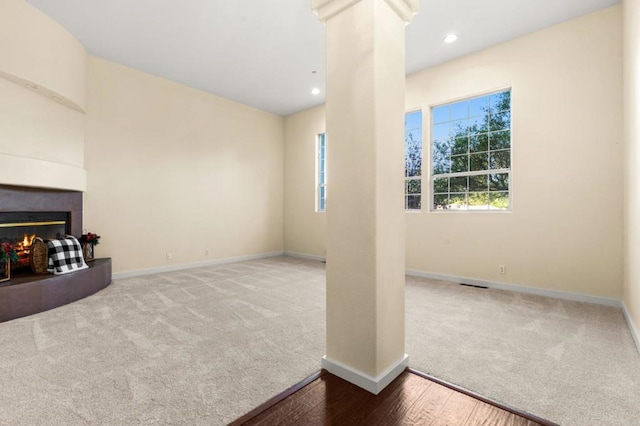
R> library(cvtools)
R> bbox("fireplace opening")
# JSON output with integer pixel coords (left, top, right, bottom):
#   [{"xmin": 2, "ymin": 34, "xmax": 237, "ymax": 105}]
[{"xmin": 0, "ymin": 212, "xmax": 69, "ymax": 272}]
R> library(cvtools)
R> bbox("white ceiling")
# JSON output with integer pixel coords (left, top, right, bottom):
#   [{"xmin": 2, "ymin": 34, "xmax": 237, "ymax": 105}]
[{"xmin": 26, "ymin": 0, "xmax": 620, "ymax": 116}]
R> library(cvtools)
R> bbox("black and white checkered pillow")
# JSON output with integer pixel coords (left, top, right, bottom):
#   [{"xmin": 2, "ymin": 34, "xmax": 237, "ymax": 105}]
[{"xmin": 47, "ymin": 236, "xmax": 88, "ymax": 275}]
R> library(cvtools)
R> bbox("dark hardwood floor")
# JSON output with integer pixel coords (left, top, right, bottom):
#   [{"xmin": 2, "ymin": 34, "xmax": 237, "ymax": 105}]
[{"xmin": 231, "ymin": 369, "xmax": 556, "ymax": 426}]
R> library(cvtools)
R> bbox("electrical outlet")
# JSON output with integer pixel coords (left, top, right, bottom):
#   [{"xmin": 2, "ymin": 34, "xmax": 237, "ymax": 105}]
[
  {"xmin": 166, "ymin": 252, "xmax": 172, "ymax": 260},
  {"xmin": 205, "ymin": 249, "xmax": 210, "ymax": 256},
  {"xmin": 499, "ymin": 265, "xmax": 506, "ymax": 274}
]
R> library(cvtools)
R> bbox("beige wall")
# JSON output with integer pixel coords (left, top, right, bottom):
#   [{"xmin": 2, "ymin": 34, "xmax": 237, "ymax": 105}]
[
  {"xmin": 0, "ymin": 0, "xmax": 87, "ymax": 111},
  {"xmin": 284, "ymin": 6, "xmax": 624, "ymax": 298},
  {"xmin": 284, "ymin": 105, "xmax": 327, "ymax": 257},
  {"xmin": 624, "ymin": 0, "xmax": 640, "ymax": 334},
  {"xmin": 85, "ymin": 58, "xmax": 284, "ymax": 273},
  {"xmin": 0, "ymin": 0, "xmax": 87, "ymax": 191}
]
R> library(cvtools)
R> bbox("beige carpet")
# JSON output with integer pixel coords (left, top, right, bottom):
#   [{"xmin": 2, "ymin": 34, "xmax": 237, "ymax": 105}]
[
  {"xmin": 0, "ymin": 257, "xmax": 325, "ymax": 425},
  {"xmin": 0, "ymin": 256, "xmax": 638, "ymax": 425},
  {"xmin": 405, "ymin": 275, "xmax": 640, "ymax": 425}
]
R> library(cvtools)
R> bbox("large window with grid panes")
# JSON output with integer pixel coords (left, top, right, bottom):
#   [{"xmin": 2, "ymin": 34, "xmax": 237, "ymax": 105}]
[
  {"xmin": 431, "ymin": 90, "xmax": 511, "ymax": 211},
  {"xmin": 405, "ymin": 110, "xmax": 422, "ymax": 210}
]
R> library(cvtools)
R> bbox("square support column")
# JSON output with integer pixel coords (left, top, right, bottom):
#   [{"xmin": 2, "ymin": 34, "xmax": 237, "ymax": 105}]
[{"xmin": 312, "ymin": 0, "xmax": 418, "ymax": 394}]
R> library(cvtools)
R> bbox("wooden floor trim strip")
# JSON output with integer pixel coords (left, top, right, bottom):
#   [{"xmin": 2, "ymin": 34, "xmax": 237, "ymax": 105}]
[
  {"xmin": 232, "ymin": 367, "xmax": 558, "ymax": 426},
  {"xmin": 407, "ymin": 368, "xmax": 558, "ymax": 426},
  {"xmin": 228, "ymin": 370, "xmax": 325, "ymax": 426}
]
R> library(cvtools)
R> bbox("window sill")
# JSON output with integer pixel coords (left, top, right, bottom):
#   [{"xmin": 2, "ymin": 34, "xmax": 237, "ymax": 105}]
[{"xmin": 429, "ymin": 209, "xmax": 512, "ymax": 214}]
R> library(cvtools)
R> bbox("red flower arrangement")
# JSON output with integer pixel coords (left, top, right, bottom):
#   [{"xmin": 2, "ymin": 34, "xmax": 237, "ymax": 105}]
[
  {"xmin": 79, "ymin": 232, "xmax": 101, "ymax": 246},
  {"xmin": 0, "ymin": 242, "xmax": 19, "ymax": 263}
]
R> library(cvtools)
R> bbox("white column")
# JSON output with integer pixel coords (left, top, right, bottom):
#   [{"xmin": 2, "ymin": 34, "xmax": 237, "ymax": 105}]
[{"xmin": 312, "ymin": 0, "xmax": 418, "ymax": 394}]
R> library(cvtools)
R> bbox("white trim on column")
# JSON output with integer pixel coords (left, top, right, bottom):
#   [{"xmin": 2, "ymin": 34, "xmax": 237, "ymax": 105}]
[
  {"xmin": 321, "ymin": 354, "xmax": 409, "ymax": 394},
  {"xmin": 312, "ymin": 0, "xmax": 419, "ymax": 23},
  {"xmin": 312, "ymin": 0, "xmax": 360, "ymax": 22},
  {"xmin": 623, "ymin": 302, "xmax": 640, "ymax": 353},
  {"xmin": 383, "ymin": 0, "xmax": 420, "ymax": 22},
  {"xmin": 112, "ymin": 251, "xmax": 284, "ymax": 280}
]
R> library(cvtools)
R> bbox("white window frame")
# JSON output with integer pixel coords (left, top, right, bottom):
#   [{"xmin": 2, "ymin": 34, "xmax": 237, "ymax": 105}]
[
  {"xmin": 316, "ymin": 132, "xmax": 326, "ymax": 212},
  {"xmin": 429, "ymin": 88, "xmax": 512, "ymax": 213}
]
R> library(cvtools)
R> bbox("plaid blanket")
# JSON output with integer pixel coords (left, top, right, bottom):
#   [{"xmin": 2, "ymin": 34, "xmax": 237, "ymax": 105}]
[{"xmin": 47, "ymin": 236, "xmax": 88, "ymax": 275}]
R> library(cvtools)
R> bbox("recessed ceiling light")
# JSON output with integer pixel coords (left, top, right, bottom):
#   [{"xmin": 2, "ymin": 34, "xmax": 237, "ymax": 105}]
[
  {"xmin": 311, "ymin": 88, "xmax": 321, "ymax": 95},
  {"xmin": 444, "ymin": 34, "xmax": 458, "ymax": 44}
]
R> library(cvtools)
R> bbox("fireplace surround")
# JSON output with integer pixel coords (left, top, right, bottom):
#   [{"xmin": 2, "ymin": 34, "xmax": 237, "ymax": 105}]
[
  {"xmin": 0, "ymin": 185, "xmax": 82, "ymax": 236},
  {"xmin": 0, "ymin": 185, "xmax": 112, "ymax": 322}
]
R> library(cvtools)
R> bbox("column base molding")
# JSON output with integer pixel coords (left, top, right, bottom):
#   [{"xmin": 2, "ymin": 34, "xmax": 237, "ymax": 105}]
[{"xmin": 321, "ymin": 353, "xmax": 409, "ymax": 394}]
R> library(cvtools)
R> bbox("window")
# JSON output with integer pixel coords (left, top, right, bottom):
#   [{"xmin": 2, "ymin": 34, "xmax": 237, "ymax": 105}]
[
  {"xmin": 317, "ymin": 133, "xmax": 326, "ymax": 212},
  {"xmin": 405, "ymin": 110, "xmax": 422, "ymax": 210},
  {"xmin": 431, "ymin": 89, "xmax": 511, "ymax": 211}
]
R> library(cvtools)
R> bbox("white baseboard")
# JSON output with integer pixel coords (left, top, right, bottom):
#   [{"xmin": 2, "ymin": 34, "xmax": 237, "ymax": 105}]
[
  {"xmin": 622, "ymin": 302, "xmax": 640, "ymax": 353},
  {"xmin": 286, "ymin": 251, "xmax": 622, "ymax": 307},
  {"xmin": 406, "ymin": 269, "xmax": 622, "ymax": 308},
  {"xmin": 123, "ymin": 249, "xmax": 638, "ymax": 354},
  {"xmin": 112, "ymin": 251, "xmax": 285, "ymax": 280},
  {"xmin": 284, "ymin": 251, "xmax": 326, "ymax": 262},
  {"xmin": 321, "ymin": 354, "xmax": 409, "ymax": 395}
]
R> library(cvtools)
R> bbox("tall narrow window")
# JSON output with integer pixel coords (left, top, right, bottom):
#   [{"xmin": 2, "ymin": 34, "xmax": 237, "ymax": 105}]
[
  {"xmin": 405, "ymin": 110, "xmax": 423, "ymax": 210},
  {"xmin": 431, "ymin": 89, "xmax": 511, "ymax": 211},
  {"xmin": 317, "ymin": 133, "xmax": 326, "ymax": 212}
]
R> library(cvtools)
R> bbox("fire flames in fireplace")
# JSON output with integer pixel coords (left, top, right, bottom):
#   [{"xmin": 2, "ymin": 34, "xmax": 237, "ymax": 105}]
[{"xmin": 15, "ymin": 233, "xmax": 36, "ymax": 266}]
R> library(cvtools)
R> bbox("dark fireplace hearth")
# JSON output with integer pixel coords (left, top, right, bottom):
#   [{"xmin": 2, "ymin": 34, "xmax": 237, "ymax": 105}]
[{"xmin": 0, "ymin": 185, "xmax": 112, "ymax": 323}]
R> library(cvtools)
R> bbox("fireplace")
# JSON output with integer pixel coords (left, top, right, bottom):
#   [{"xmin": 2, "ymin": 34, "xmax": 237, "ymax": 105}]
[
  {"xmin": 0, "ymin": 185, "xmax": 112, "ymax": 323},
  {"xmin": 0, "ymin": 211, "xmax": 70, "ymax": 271},
  {"xmin": 0, "ymin": 185, "xmax": 82, "ymax": 276}
]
